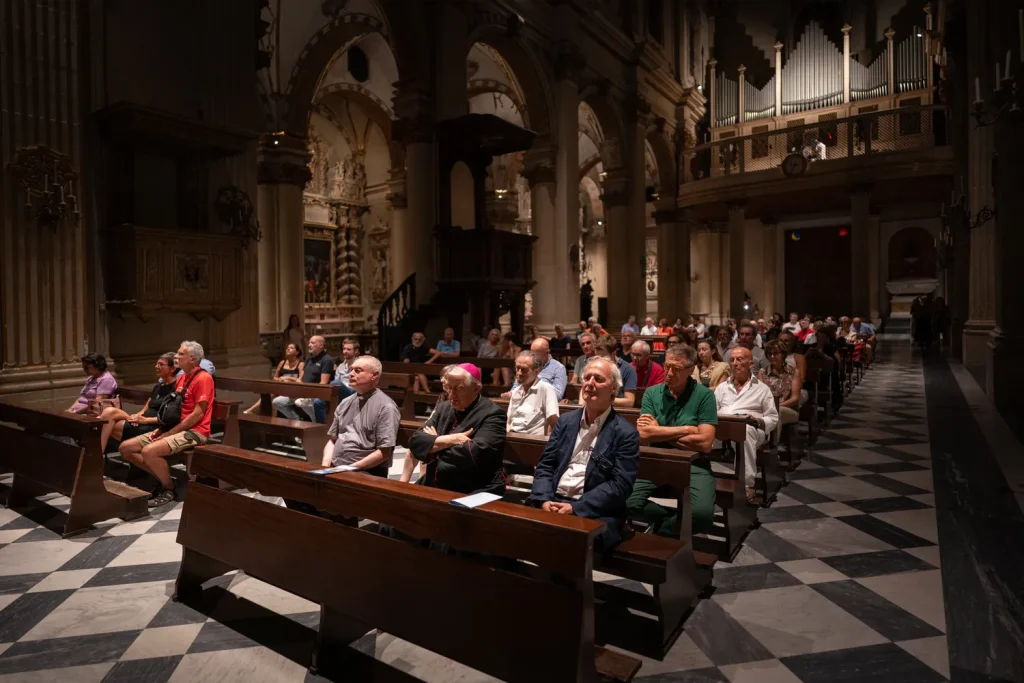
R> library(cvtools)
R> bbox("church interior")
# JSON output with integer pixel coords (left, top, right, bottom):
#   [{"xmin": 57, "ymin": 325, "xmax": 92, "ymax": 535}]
[{"xmin": 0, "ymin": 0, "xmax": 1022, "ymax": 681}]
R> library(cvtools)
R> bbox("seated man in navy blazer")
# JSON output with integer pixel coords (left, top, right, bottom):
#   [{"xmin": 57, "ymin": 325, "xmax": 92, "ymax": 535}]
[{"xmin": 529, "ymin": 357, "xmax": 640, "ymax": 554}]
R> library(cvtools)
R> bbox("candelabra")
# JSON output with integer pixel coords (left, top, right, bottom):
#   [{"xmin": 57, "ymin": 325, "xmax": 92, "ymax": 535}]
[
  {"xmin": 973, "ymin": 15, "xmax": 1024, "ymax": 127},
  {"xmin": 8, "ymin": 146, "xmax": 80, "ymax": 229}
]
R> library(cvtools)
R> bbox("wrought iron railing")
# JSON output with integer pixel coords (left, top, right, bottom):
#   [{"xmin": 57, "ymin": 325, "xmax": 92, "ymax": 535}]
[
  {"xmin": 683, "ymin": 104, "xmax": 946, "ymax": 183},
  {"xmin": 377, "ymin": 272, "xmax": 416, "ymax": 361}
]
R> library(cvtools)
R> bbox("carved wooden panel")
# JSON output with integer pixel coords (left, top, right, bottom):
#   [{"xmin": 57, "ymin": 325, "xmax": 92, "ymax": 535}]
[{"xmin": 105, "ymin": 224, "xmax": 242, "ymax": 321}]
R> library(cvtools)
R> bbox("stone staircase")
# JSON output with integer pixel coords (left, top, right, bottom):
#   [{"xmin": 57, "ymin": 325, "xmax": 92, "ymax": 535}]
[{"xmin": 879, "ymin": 316, "xmax": 911, "ymax": 341}]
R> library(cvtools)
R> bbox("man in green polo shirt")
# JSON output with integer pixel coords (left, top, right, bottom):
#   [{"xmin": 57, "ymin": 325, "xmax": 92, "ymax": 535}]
[{"xmin": 628, "ymin": 343, "xmax": 718, "ymax": 536}]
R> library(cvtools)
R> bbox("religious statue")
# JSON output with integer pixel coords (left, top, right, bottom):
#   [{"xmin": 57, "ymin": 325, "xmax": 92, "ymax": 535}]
[
  {"xmin": 580, "ymin": 279, "xmax": 594, "ymax": 322},
  {"xmin": 327, "ymin": 155, "xmax": 367, "ymax": 202},
  {"xmin": 367, "ymin": 216, "xmax": 390, "ymax": 304},
  {"xmin": 329, "ymin": 160, "xmax": 346, "ymax": 198},
  {"xmin": 305, "ymin": 131, "xmax": 331, "ymax": 196}
]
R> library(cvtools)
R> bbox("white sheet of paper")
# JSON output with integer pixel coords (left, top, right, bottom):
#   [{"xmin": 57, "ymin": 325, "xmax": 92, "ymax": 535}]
[
  {"xmin": 310, "ymin": 464, "xmax": 359, "ymax": 475},
  {"xmin": 449, "ymin": 492, "xmax": 502, "ymax": 509}
]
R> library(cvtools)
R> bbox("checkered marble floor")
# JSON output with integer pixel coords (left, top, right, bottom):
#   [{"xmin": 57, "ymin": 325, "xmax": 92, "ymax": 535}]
[{"xmin": 0, "ymin": 349, "xmax": 949, "ymax": 683}]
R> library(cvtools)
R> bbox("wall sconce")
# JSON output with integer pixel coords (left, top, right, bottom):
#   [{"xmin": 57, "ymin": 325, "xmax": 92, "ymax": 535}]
[
  {"xmin": 213, "ymin": 186, "xmax": 262, "ymax": 248},
  {"xmin": 972, "ymin": 30, "xmax": 1024, "ymax": 127},
  {"xmin": 494, "ymin": 188, "xmax": 508, "ymax": 198},
  {"xmin": 8, "ymin": 145, "xmax": 80, "ymax": 229}
]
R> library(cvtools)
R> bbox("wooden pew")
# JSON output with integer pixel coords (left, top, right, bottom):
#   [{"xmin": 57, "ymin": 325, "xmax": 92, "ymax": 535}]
[
  {"xmin": 563, "ymin": 383, "xmax": 646, "ymax": 408},
  {"xmin": 215, "ymin": 376, "xmax": 333, "ymax": 463},
  {"xmin": 381, "ymin": 361, "xmax": 509, "ymax": 397},
  {"xmin": 806, "ymin": 356, "xmax": 835, "ymax": 428},
  {"xmin": 492, "ymin": 397, "xmax": 642, "ymax": 426},
  {"xmin": 705, "ymin": 415, "xmax": 759, "ymax": 561},
  {"xmin": 117, "ymin": 386, "xmax": 241, "ymax": 450},
  {"xmin": 0, "ymin": 401, "xmax": 149, "ymax": 536},
  {"xmin": 395, "ymin": 420, "xmax": 711, "ymax": 654},
  {"xmin": 176, "ymin": 445, "xmax": 643, "ymax": 683}
]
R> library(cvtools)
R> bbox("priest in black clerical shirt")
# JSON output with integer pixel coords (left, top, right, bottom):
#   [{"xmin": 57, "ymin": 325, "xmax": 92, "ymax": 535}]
[{"xmin": 407, "ymin": 363, "xmax": 507, "ymax": 495}]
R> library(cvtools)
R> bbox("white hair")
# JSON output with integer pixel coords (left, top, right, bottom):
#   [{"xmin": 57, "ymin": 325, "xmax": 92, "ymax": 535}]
[
  {"xmin": 180, "ymin": 340, "xmax": 205, "ymax": 363},
  {"xmin": 584, "ymin": 356, "xmax": 623, "ymax": 391},
  {"xmin": 442, "ymin": 364, "xmax": 481, "ymax": 388},
  {"xmin": 630, "ymin": 340, "xmax": 651, "ymax": 355},
  {"xmin": 516, "ymin": 350, "xmax": 543, "ymax": 370},
  {"xmin": 353, "ymin": 355, "xmax": 382, "ymax": 377}
]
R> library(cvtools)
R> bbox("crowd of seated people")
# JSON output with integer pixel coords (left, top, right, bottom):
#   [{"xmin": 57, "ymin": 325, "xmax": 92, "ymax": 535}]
[{"xmin": 67, "ymin": 305, "xmax": 874, "ymax": 541}]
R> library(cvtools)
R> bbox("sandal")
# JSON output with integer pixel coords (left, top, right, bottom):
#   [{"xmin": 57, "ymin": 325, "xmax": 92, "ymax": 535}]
[{"xmin": 148, "ymin": 487, "xmax": 175, "ymax": 508}]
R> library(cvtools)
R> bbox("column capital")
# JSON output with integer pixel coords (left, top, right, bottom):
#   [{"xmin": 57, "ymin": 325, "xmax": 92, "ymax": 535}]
[
  {"xmin": 884, "ymin": 27, "xmax": 895, "ymax": 41},
  {"xmin": 841, "ymin": 23, "xmax": 852, "ymax": 36},
  {"xmin": 774, "ymin": 41, "xmax": 784, "ymax": 52},
  {"xmin": 257, "ymin": 133, "xmax": 311, "ymax": 186},
  {"xmin": 623, "ymin": 92, "xmax": 653, "ymax": 128},
  {"xmin": 392, "ymin": 81, "xmax": 435, "ymax": 144},
  {"xmin": 726, "ymin": 200, "xmax": 747, "ymax": 217},
  {"xmin": 522, "ymin": 146, "xmax": 557, "ymax": 187},
  {"xmin": 387, "ymin": 175, "xmax": 408, "ymax": 209},
  {"xmin": 601, "ymin": 170, "xmax": 631, "ymax": 207},
  {"xmin": 554, "ymin": 43, "xmax": 587, "ymax": 84}
]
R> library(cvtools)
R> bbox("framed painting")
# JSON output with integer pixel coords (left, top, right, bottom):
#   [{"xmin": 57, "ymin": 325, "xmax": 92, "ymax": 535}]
[{"xmin": 303, "ymin": 232, "xmax": 335, "ymax": 307}]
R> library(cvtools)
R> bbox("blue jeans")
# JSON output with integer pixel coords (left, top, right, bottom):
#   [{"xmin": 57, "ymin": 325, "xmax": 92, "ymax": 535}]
[{"xmin": 318, "ymin": 381, "xmax": 355, "ymax": 423}]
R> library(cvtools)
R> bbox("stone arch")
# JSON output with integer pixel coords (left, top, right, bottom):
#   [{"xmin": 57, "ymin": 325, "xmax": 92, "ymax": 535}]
[
  {"xmin": 314, "ymin": 84, "xmax": 394, "ymax": 140},
  {"xmin": 579, "ymin": 93, "xmax": 625, "ymax": 170},
  {"xmin": 283, "ymin": 9, "xmax": 417, "ymax": 136},
  {"xmin": 467, "ymin": 32, "xmax": 553, "ymax": 137},
  {"xmin": 467, "ymin": 79, "xmax": 527, "ymax": 116},
  {"xmin": 888, "ymin": 226, "xmax": 936, "ymax": 281},
  {"xmin": 645, "ymin": 128, "xmax": 676, "ymax": 193}
]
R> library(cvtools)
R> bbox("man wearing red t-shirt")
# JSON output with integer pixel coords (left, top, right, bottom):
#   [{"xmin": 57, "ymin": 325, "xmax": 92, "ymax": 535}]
[
  {"xmin": 120, "ymin": 340, "xmax": 215, "ymax": 507},
  {"xmin": 629, "ymin": 340, "xmax": 665, "ymax": 388}
]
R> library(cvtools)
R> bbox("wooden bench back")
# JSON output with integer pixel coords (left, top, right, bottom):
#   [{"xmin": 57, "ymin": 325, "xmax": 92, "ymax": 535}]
[
  {"xmin": 181, "ymin": 444, "xmax": 615, "ymax": 682},
  {"xmin": 378, "ymin": 372, "xmax": 411, "ymax": 389},
  {"xmin": 214, "ymin": 375, "xmax": 334, "ymax": 401},
  {"xmin": 0, "ymin": 402, "xmax": 102, "ymax": 495}
]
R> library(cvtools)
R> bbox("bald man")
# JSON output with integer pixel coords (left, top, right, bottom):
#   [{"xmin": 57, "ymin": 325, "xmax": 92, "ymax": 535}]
[{"xmin": 503, "ymin": 337, "xmax": 567, "ymax": 400}]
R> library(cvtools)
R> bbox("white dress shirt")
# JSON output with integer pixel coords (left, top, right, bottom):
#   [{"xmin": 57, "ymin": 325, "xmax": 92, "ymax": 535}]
[
  {"xmin": 334, "ymin": 360, "xmax": 351, "ymax": 386},
  {"xmin": 556, "ymin": 406, "xmax": 611, "ymax": 499},
  {"xmin": 640, "ymin": 325, "xmax": 659, "ymax": 335},
  {"xmin": 714, "ymin": 375, "xmax": 779, "ymax": 435},
  {"xmin": 507, "ymin": 380, "xmax": 560, "ymax": 435}
]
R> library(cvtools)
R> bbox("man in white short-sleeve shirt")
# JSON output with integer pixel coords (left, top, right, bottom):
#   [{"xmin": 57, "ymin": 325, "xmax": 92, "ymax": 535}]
[{"xmin": 507, "ymin": 351, "xmax": 560, "ymax": 435}]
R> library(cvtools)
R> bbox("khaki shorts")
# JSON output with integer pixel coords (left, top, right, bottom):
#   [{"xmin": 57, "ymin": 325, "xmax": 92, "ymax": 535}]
[{"xmin": 137, "ymin": 429, "xmax": 207, "ymax": 455}]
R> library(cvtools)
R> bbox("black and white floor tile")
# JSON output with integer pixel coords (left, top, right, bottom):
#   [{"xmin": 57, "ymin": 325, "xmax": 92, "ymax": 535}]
[{"xmin": 0, "ymin": 350, "xmax": 953, "ymax": 682}]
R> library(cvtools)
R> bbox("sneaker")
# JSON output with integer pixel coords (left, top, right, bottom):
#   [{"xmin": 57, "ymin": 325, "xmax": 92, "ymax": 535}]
[{"xmin": 148, "ymin": 487, "xmax": 175, "ymax": 508}]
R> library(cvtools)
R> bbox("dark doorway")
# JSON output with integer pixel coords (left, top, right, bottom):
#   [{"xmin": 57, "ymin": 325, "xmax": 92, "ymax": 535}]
[{"xmin": 784, "ymin": 226, "xmax": 852, "ymax": 317}]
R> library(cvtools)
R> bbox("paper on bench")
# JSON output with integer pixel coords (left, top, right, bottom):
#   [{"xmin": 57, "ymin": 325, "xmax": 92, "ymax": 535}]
[
  {"xmin": 310, "ymin": 464, "xmax": 359, "ymax": 475},
  {"xmin": 449, "ymin": 492, "xmax": 502, "ymax": 508}
]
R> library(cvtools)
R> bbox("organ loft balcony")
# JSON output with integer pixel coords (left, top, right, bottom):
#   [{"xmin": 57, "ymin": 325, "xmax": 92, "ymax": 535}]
[{"xmin": 681, "ymin": 19, "xmax": 952, "ymax": 220}]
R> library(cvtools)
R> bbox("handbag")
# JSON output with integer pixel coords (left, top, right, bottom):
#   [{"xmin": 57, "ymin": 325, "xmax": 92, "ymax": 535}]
[{"xmin": 157, "ymin": 370, "xmax": 205, "ymax": 430}]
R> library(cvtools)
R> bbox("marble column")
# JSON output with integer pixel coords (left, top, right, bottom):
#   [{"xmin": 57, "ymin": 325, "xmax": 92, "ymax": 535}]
[
  {"xmin": 553, "ymin": 47, "xmax": 584, "ymax": 330},
  {"xmin": 655, "ymin": 203, "xmax": 691, "ymax": 319},
  {"xmin": 727, "ymin": 201, "xmax": 746, "ymax": 319},
  {"xmin": 603, "ymin": 170, "xmax": 632, "ymax": 326},
  {"xmin": 385, "ymin": 172, "xmax": 408, "ymax": 293},
  {"xmin": 624, "ymin": 101, "xmax": 651, "ymax": 324},
  {"xmin": 0, "ymin": 0, "xmax": 90, "ymax": 406},
  {"xmin": 257, "ymin": 133, "xmax": 310, "ymax": 335},
  {"xmin": 850, "ymin": 186, "xmax": 872, "ymax": 318},
  {"xmin": 523, "ymin": 148, "xmax": 559, "ymax": 335}
]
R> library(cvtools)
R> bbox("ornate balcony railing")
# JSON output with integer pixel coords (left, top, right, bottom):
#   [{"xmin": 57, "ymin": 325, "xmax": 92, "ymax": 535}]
[{"xmin": 683, "ymin": 104, "xmax": 947, "ymax": 184}]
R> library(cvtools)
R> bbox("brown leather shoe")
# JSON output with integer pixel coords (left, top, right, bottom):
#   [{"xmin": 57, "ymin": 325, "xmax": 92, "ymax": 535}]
[{"xmin": 745, "ymin": 487, "xmax": 762, "ymax": 506}]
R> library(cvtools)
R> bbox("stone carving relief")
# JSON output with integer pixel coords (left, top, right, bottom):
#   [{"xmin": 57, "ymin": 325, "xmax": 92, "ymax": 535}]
[
  {"xmin": 329, "ymin": 154, "xmax": 367, "ymax": 203},
  {"xmin": 306, "ymin": 131, "xmax": 330, "ymax": 196}
]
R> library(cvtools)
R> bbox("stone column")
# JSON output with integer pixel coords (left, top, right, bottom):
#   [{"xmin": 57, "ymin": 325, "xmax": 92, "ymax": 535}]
[
  {"xmin": 0, "ymin": 0, "xmax": 91, "ymax": 406},
  {"xmin": 523, "ymin": 148, "xmax": 558, "ymax": 335},
  {"xmin": 727, "ymin": 201, "xmax": 746, "ymax": 318},
  {"xmin": 624, "ymin": 96, "xmax": 652, "ymax": 323},
  {"xmin": 963, "ymin": 3, "xmax": 997, "ymax": 371},
  {"xmin": 655, "ymin": 203, "xmax": 691, "ymax": 318},
  {"xmin": 553, "ymin": 46, "xmax": 584, "ymax": 329},
  {"xmin": 850, "ymin": 186, "xmax": 872, "ymax": 318},
  {"xmin": 386, "ymin": 172, "xmax": 408, "ymax": 292},
  {"xmin": 988, "ymin": 120, "xmax": 1024, "ymax": 414},
  {"xmin": 868, "ymin": 213, "xmax": 883, "ymax": 323},
  {"xmin": 257, "ymin": 133, "xmax": 310, "ymax": 334},
  {"xmin": 775, "ymin": 222, "xmax": 786, "ymax": 316},
  {"xmin": 762, "ymin": 220, "xmax": 779, "ymax": 316},
  {"xmin": 603, "ymin": 170, "xmax": 632, "ymax": 325}
]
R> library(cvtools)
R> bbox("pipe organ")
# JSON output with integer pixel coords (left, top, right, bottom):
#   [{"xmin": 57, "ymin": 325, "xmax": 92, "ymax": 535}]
[{"xmin": 712, "ymin": 19, "xmax": 931, "ymax": 128}]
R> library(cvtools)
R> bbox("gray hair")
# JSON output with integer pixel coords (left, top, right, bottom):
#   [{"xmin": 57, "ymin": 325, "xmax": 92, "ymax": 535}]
[
  {"xmin": 584, "ymin": 356, "xmax": 623, "ymax": 391},
  {"xmin": 630, "ymin": 340, "xmax": 651, "ymax": 355},
  {"xmin": 579, "ymin": 332, "xmax": 595, "ymax": 343},
  {"xmin": 179, "ymin": 340, "xmax": 205, "ymax": 363},
  {"xmin": 516, "ymin": 350, "xmax": 542, "ymax": 370},
  {"xmin": 442, "ymin": 364, "xmax": 481, "ymax": 388},
  {"xmin": 353, "ymin": 355, "xmax": 382, "ymax": 377},
  {"xmin": 665, "ymin": 343, "xmax": 698, "ymax": 367}
]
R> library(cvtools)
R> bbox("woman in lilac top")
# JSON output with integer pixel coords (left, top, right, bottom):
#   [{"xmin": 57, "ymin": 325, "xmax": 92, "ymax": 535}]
[{"xmin": 66, "ymin": 353, "xmax": 118, "ymax": 414}]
